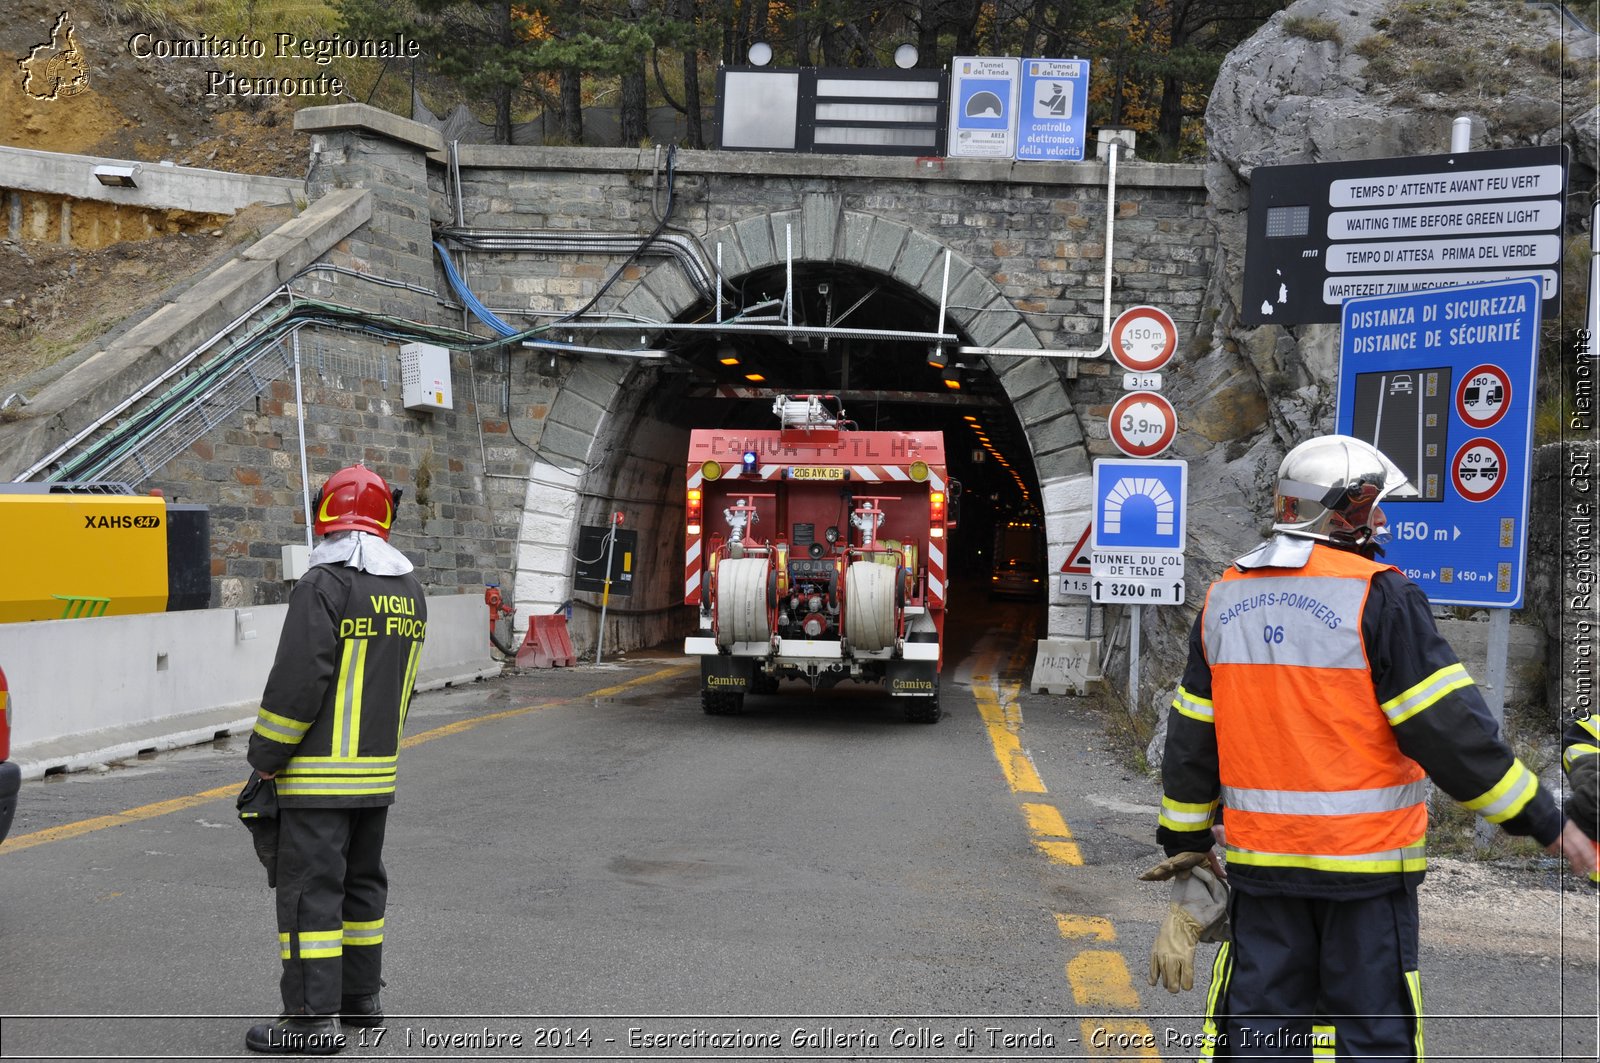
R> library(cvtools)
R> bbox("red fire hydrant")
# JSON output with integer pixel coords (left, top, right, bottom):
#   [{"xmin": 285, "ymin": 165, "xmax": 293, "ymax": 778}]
[{"xmin": 485, "ymin": 584, "xmax": 516, "ymax": 656}]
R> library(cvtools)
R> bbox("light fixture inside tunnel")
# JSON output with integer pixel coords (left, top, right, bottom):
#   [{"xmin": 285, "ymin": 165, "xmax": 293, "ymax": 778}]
[
  {"xmin": 927, "ymin": 345, "xmax": 947, "ymax": 369},
  {"xmin": 717, "ymin": 343, "xmax": 740, "ymax": 366},
  {"xmin": 942, "ymin": 366, "xmax": 962, "ymax": 390},
  {"xmin": 745, "ymin": 372, "xmax": 766, "ymax": 382}
]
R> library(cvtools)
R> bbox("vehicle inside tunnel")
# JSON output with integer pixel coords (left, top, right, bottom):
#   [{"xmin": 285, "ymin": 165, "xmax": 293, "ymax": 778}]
[{"xmin": 641, "ymin": 260, "xmax": 1049, "ymax": 587}]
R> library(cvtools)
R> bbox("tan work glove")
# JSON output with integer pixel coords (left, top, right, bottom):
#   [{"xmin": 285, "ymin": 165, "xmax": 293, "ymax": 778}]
[{"xmin": 1141, "ymin": 851, "xmax": 1230, "ymax": 993}]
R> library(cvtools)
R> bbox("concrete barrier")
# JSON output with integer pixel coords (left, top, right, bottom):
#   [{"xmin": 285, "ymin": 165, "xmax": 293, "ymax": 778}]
[
  {"xmin": 1, "ymin": 592, "xmax": 499, "ymax": 778},
  {"xmin": 0, "ymin": 145, "xmax": 303, "ymax": 216}
]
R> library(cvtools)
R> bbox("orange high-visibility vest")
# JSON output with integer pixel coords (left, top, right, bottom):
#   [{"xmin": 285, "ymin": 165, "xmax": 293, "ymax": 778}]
[{"xmin": 1202, "ymin": 545, "xmax": 1427, "ymax": 876}]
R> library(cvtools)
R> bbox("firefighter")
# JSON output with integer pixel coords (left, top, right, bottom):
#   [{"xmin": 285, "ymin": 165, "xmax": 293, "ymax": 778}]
[
  {"xmin": 1156, "ymin": 434, "xmax": 1595, "ymax": 1060},
  {"xmin": 1563, "ymin": 712, "xmax": 1600, "ymax": 883},
  {"xmin": 244, "ymin": 464, "xmax": 427, "ymax": 1056}
]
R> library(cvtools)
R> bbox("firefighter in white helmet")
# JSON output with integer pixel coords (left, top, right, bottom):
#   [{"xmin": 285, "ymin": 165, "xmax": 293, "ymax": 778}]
[{"xmin": 1152, "ymin": 435, "xmax": 1595, "ymax": 1059}]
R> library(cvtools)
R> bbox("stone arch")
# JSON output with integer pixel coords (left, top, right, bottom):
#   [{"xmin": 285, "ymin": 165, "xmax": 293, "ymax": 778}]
[{"xmin": 518, "ymin": 206, "xmax": 1097, "ymax": 649}]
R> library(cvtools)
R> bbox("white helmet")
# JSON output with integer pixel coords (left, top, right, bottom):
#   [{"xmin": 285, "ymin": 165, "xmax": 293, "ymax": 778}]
[{"xmin": 1273, "ymin": 435, "xmax": 1418, "ymax": 548}]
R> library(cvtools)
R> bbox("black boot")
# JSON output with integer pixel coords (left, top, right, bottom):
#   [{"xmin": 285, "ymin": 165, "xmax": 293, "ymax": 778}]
[
  {"xmin": 245, "ymin": 1014, "xmax": 344, "ymax": 1055},
  {"xmin": 340, "ymin": 993, "xmax": 384, "ymax": 1028}
]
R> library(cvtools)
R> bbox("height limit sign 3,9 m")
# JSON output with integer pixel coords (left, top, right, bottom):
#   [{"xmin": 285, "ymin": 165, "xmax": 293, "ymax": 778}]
[{"xmin": 1335, "ymin": 275, "xmax": 1540, "ymax": 607}]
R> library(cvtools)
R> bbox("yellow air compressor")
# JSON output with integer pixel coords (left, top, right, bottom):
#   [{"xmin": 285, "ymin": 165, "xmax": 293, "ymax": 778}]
[{"xmin": 0, "ymin": 485, "xmax": 210, "ymax": 623}]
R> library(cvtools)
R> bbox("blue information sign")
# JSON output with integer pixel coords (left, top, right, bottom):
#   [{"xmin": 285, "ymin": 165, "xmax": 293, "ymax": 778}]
[
  {"xmin": 948, "ymin": 57, "xmax": 1018, "ymax": 158},
  {"xmin": 1335, "ymin": 275, "xmax": 1541, "ymax": 607},
  {"xmin": 1017, "ymin": 59, "xmax": 1090, "ymax": 162},
  {"xmin": 1091, "ymin": 458, "xmax": 1188, "ymax": 552}
]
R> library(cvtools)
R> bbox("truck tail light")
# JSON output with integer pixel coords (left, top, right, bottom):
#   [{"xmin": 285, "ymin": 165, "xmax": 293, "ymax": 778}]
[{"xmin": 687, "ymin": 487, "xmax": 703, "ymax": 534}]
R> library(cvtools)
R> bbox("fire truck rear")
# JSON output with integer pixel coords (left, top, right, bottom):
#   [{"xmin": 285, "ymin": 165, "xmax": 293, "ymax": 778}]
[{"xmin": 683, "ymin": 395, "xmax": 954, "ymax": 722}]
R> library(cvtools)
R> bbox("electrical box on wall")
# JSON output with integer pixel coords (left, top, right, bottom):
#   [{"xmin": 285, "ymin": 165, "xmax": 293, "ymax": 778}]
[{"xmin": 400, "ymin": 342, "xmax": 453, "ymax": 411}]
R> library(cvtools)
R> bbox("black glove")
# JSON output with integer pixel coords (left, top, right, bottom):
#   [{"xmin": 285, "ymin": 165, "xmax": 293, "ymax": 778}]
[
  {"xmin": 237, "ymin": 775, "xmax": 280, "ymax": 887},
  {"xmin": 1566, "ymin": 757, "xmax": 1600, "ymax": 842}
]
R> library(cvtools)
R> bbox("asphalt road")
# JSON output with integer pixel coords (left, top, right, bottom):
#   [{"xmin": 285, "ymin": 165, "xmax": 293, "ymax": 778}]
[{"xmin": 0, "ymin": 595, "xmax": 1594, "ymax": 1061}]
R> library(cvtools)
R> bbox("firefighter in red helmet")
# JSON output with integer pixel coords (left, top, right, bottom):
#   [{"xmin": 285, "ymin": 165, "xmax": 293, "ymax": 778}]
[
  {"xmin": 1153, "ymin": 435, "xmax": 1594, "ymax": 1060},
  {"xmin": 244, "ymin": 464, "xmax": 426, "ymax": 1055}
]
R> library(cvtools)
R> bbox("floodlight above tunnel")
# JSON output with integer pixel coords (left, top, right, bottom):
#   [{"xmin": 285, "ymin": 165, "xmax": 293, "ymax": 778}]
[{"xmin": 93, "ymin": 164, "xmax": 139, "ymax": 188}]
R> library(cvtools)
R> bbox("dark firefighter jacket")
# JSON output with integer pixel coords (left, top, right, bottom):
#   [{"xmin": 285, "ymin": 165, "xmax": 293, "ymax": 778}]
[
  {"xmin": 248, "ymin": 563, "xmax": 427, "ymax": 808},
  {"xmin": 1159, "ymin": 539, "xmax": 1561, "ymax": 899}
]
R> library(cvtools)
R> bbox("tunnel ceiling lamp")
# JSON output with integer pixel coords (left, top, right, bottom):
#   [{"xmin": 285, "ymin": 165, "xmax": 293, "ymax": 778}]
[
  {"xmin": 927, "ymin": 345, "xmax": 947, "ymax": 369},
  {"xmin": 748, "ymin": 41, "xmax": 773, "ymax": 66},
  {"xmin": 894, "ymin": 43, "xmax": 919, "ymax": 69},
  {"xmin": 717, "ymin": 343, "xmax": 741, "ymax": 366},
  {"xmin": 93, "ymin": 164, "xmax": 139, "ymax": 187},
  {"xmin": 744, "ymin": 372, "xmax": 766, "ymax": 382}
]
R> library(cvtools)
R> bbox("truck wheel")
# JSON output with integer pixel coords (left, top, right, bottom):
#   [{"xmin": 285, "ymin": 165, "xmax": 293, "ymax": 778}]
[
  {"xmin": 716, "ymin": 557, "xmax": 772, "ymax": 647},
  {"xmin": 702, "ymin": 690, "xmax": 746, "ymax": 715},
  {"xmin": 844, "ymin": 561, "xmax": 896, "ymax": 652},
  {"xmin": 904, "ymin": 689, "xmax": 942, "ymax": 724}
]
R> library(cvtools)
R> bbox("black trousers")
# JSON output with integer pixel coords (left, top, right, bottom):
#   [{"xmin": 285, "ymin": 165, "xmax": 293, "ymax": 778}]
[
  {"xmin": 274, "ymin": 805, "xmax": 389, "ymax": 1015},
  {"xmin": 1202, "ymin": 886, "xmax": 1422, "ymax": 1061}
]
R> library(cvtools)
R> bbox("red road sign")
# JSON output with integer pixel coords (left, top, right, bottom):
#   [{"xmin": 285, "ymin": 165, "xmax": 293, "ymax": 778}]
[
  {"xmin": 1108, "ymin": 392, "xmax": 1178, "ymax": 457},
  {"xmin": 1451, "ymin": 437, "xmax": 1507, "ymax": 503},
  {"xmin": 1455, "ymin": 364, "xmax": 1512, "ymax": 429},
  {"xmin": 1061, "ymin": 523, "xmax": 1093, "ymax": 573},
  {"xmin": 1111, "ymin": 305, "xmax": 1178, "ymax": 373}
]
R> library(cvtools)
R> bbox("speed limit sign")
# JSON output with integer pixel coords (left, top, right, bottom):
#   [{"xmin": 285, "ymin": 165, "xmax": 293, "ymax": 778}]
[
  {"xmin": 1110, "ymin": 305, "xmax": 1178, "ymax": 373},
  {"xmin": 1108, "ymin": 391, "xmax": 1178, "ymax": 457}
]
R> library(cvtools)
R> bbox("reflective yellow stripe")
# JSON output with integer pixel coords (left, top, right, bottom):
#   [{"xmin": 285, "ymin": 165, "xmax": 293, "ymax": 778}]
[
  {"xmin": 343, "ymin": 918, "xmax": 384, "ymax": 946},
  {"xmin": 1381, "ymin": 663, "xmax": 1472, "ymax": 726},
  {"xmin": 1226, "ymin": 837, "xmax": 1426, "ymax": 874},
  {"xmin": 279, "ymin": 928, "xmax": 343, "ymax": 960},
  {"xmin": 1311, "ymin": 1024, "xmax": 1335, "ymax": 1059},
  {"xmin": 1173, "ymin": 685, "xmax": 1214, "ymax": 723},
  {"xmin": 399, "ymin": 639, "xmax": 422, "ymax": 737},
  {"xmin": 1463, "ymin": 759, "xmax": 1538, "ymax": 824},
  {"xmin": 334, "ymin": 638, "xmax": 368, "ymax": 758},
  {"xmin": 1160, "ymin": 795, "xmax": 1218, "ymax": 833},
  {"xmin": 1564, "ymin": 743, "xmax": 1600, "ymax": 772},
  {"xmin": 1405, "ymin": 970, "xmax": 1424, "ymax": 1059},
  {"xmin": 252, "ymin": 708, "xmax": 311, "ymax": 745},
  {"xmin": 1199, "ymin": 941, "xmax": 1230, "ymax": 1059}
]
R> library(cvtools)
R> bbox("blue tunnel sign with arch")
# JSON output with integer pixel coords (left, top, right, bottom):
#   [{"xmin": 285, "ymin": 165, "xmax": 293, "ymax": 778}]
[{"xmin": 1091, "ymin": 458, "xmax": 1188, "ymax": 552}]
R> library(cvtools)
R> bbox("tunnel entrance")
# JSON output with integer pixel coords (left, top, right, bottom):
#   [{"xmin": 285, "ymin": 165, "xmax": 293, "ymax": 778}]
[{"xmin": 644, "ymin": 260, "xmax": 1049, "ymax": 586}]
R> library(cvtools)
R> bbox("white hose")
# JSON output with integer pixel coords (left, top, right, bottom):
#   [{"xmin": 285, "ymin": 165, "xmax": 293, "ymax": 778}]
[
  {"xmin": 845, "ymin": 561, "xmax": 896, "ymax": 652},
  {"xmin": 716, "ymin": 557, "xmax": 771, "ymax": 647}
]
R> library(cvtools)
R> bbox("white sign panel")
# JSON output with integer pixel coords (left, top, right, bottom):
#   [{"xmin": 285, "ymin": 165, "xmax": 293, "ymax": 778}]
[
  {"xmin": 1091, "ymin": 576, "xmax": 1186, "ymax": 605},
  {"xmin": 1060, "ymin": 572, "xmax": 1093, "ymax": 597},
  {"xmin": 948, "ymin": 57, "xmax": 1018, "ymax": 158},
  {"xmin": 1327, "ymin": 165, "xmax": 1564, "ymax": 208},
  {"xmin": 1090, "ymin": 550, "xmax": 1184, "ymax": 580}
]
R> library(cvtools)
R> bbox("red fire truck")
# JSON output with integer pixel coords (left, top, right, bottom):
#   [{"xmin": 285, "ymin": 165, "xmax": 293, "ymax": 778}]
[{"xmin": 683, "ymin": 395, "xmax": 956, "ymax": 722}]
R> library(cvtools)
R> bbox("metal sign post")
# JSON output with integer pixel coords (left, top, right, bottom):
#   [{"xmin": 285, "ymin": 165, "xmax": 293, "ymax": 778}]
[{"xmin": 594, "ymin": 511, "xmax": 624, "ymax": 665}]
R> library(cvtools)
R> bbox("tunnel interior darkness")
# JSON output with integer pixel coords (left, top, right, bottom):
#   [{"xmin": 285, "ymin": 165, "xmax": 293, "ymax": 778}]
[{"xmin": 640, "ymin": 261, "xmax": 1049, "ymax": 579}]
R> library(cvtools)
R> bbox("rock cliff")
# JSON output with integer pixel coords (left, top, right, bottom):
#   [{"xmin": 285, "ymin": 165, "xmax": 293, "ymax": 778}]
[{"xmin": 1141, "ymin": 0, "xmax": 1597, "ymax": 737}]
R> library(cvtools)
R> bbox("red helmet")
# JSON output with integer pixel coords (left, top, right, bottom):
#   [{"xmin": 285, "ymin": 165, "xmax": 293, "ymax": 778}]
[{"xmin": 313, "ymin": 464, "xmax": 402, "ymax": 540}]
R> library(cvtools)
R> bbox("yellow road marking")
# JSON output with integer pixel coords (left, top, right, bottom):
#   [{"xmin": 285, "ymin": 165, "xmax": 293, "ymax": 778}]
[
  {"xmin": 974, "ymin": 675, "xmax": 1046, "ymax": 794},
  {"xmin": 1056, "ymin": 912, "xmax": 1116, "ymax": 942},
  {"xmin": 1023, "ymin": 801, "xmax": 1083, "ymax": 865},
  {"xmin": 1, "ymin": 662, "xmax": 694, "ymax": 855},
  {"xmin": 1068, "ymin": 950, "xmax": 1143, "ymax": 1008}
]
